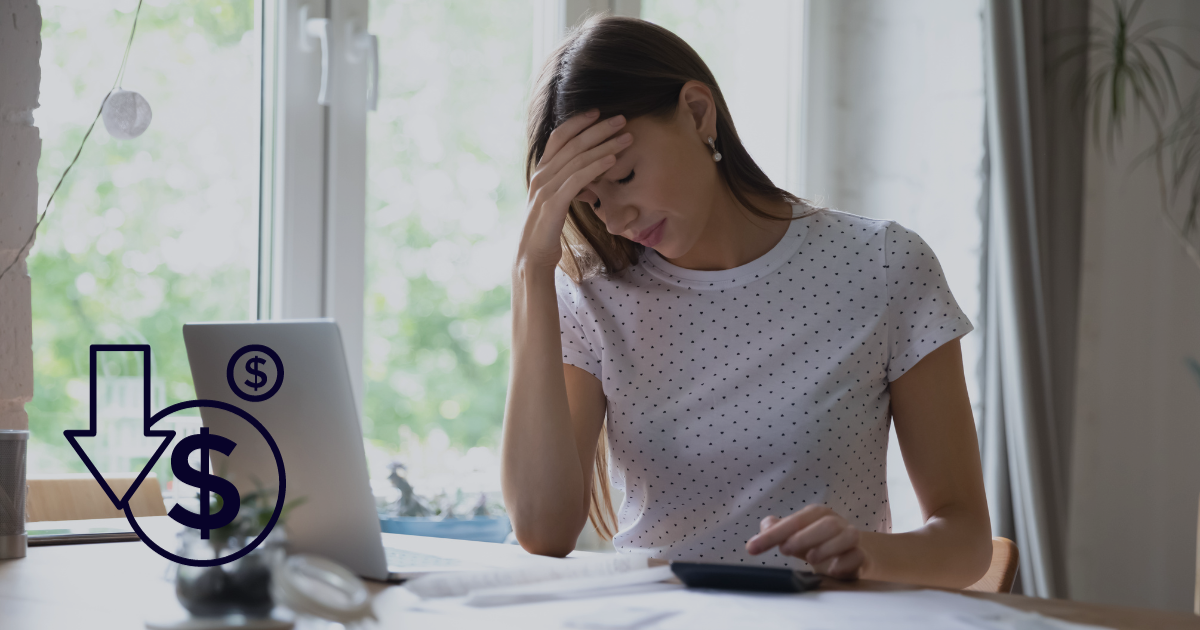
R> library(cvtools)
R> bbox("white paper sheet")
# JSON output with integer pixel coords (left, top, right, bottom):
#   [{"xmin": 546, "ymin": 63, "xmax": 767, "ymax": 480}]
[
  {"xmin": 405, "ymin": 553, "xmax": 654, "ymax": 599},
  {"xmin": 395, "ymin": 586, "xmax": 1114, "ymax": 630},
  {"xmin": 464, "ymin": 565, "xmax": 679, "ymax": 606}
]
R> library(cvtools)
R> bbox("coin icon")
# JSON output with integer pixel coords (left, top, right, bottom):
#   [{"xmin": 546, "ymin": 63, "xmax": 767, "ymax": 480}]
[{"xmin": 226, "ymin": 344, "xmax": 285, "ymax": 402}]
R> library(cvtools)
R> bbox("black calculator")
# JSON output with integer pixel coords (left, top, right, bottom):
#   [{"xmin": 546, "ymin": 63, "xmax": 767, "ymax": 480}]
[{"xmin": 670, "ymin": 562, "xmax": 824, "ymax": 593}]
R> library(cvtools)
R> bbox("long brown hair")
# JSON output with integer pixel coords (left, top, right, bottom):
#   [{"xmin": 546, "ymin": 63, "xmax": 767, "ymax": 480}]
[{"xmin": 523, "ymin": 14, "xmax": 811, "ymax": 539}]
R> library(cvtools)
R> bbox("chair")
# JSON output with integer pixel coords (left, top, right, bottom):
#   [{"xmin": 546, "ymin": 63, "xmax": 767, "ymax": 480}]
[
  {"xmin": 26, "ymin": 473, "xmax": 167, "ymax": 522},
  {"xmin": 1194, "ymin": 491, "xmax": 1199, "ymax": 615},
  {"xmin": 965, "ymin": 537, "xmax": 1019, "ymax": 593}
]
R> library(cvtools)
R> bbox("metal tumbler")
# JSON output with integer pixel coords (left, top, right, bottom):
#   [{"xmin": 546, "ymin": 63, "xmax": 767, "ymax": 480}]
[{"xmin": 0, "ymin": 429, "xmax": 29, "ymax": 559}]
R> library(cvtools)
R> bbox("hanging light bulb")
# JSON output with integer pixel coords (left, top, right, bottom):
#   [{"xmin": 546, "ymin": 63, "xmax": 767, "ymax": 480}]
[{"xmin": 101, "ymin": 89, "xmax": 153, "ymax": 140}]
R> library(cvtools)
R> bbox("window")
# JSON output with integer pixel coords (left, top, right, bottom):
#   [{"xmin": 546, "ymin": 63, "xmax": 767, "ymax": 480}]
[
  {"xmin": 31, "ymin": 0, "xmax": 263, "ymax": 509},
  {"xmin": 360, "ymin": 1, "xmax": 536, "ymax": 499}
]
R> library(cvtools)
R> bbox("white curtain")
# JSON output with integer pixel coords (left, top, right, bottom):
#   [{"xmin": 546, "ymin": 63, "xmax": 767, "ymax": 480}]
[{"xmin": 980, "ymin": 0, "xmax": 1087, "ymax": 598}]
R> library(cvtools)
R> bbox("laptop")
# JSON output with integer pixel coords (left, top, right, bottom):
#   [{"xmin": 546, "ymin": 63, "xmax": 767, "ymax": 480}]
[{"xmin": 182, "ymin": 318, "xmax": 490, "ymax": 581}]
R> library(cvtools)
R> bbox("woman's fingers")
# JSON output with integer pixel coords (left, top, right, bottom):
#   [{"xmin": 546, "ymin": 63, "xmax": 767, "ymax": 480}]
[
  {"xmin": 540, "ymin": 109, "xmax": 600, "ymax": 166},
  {"xmin": 746, "ymin": 507, "xmax": 865, "ymax": 580},
  {"xmin": 552, "ymin": 154, "xmax": 616, "ymax": 208},
  {"xmin": 778, "ymin": 515, "xmax": 844, "ymax": 558},
  {"xmin": 805, "ymin": 521, "xmax": 860, "ymax": 565},
  {"xmin": 745, "ymin": 505, "xmax": 830, "ymax": 554},
  {"xmin": 544, "ymin": 132, "xmax": 630, "ymax": 198},
  {"xmin": 518, "ymin": 110, "xmax": 627, "ymax": 271},
  {"xmin": 519, "ymin": 152, "xmax": 616, "ymax": 269},
  {"xmin": 813, "ymin": 547, "xmax": 866, "ymax": 580},
  {"xmin": 535, "ymin": 114, "xmax": 627, "ymax": 186}
]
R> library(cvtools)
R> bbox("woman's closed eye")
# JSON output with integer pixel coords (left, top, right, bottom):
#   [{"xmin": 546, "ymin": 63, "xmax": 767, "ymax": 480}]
[{"xmin": 594, "ymin": 170, "xmax": 635, "ymax": 209}]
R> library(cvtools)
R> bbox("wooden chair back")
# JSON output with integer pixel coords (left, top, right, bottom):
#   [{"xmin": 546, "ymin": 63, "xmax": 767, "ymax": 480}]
[
  {"xmin": 966, "ymin": 537, "xmax": 1019, "ymax": 593},
  {"xmin": 26, "ymin": 473, "xmax": 167, "ymax": 522}
]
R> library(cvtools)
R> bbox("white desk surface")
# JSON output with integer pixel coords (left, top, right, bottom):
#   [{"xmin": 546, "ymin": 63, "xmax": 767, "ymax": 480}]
[{"xmin": 3, "ymin": 517, "xmax": 1199, "ymax": 630}]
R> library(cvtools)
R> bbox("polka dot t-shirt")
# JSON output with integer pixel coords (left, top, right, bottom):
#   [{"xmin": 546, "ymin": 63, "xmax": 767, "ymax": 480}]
[{"xmin": 555, "ymin": 206, "xmax": 973, "ymax": 568}]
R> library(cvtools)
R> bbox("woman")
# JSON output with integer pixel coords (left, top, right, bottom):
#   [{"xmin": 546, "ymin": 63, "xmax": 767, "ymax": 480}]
[{"xmin": 501, "ymin": 15, "xmax": 991, "ymax": 589}]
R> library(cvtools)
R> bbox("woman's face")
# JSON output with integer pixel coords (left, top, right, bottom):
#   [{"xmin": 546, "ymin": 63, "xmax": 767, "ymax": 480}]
[{"xmin": 572, "ymin": 83, "xmax": 721, "ymax": 260}]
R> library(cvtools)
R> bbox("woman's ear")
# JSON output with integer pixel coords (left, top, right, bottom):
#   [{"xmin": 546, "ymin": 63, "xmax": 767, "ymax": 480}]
[{"xmin": 679, "ymin": 80, "xmax": 717, "ymax": 139}]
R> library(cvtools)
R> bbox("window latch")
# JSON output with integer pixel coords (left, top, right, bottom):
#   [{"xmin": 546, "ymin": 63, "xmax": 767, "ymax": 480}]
[
  {"xmin": 299, "ymin": 6, "xmax": 331, "ymax": 106},
  {"xmin": 346, "ymin": 21, "xmax": 379, "ymax": 112},
  {"xmin": 299, "ymin": 8, "xmax": 377, "ymax": 111}
]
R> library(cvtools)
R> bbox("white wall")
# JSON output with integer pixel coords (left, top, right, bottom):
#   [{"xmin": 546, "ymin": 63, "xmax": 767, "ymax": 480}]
[
  {"xmin": 1068, "ymin": 0, "xmax": 1200, "ymax": 613},
  {"xmin": 803, "ymin": 0, "xmax": 987, "ymax": 533},
  {"xmin": 0, "ymin": 0, "xmax": 41, "ymax": 433}
]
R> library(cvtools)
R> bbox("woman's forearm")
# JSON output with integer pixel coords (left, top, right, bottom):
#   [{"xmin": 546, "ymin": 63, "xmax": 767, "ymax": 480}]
[
  {"xmin": 857, "ymin": 503, "xmax": 992, "ymax": 589},
  {"xmin": 500, "ymin": 263, "xmax": 589, "ymax": 556}
]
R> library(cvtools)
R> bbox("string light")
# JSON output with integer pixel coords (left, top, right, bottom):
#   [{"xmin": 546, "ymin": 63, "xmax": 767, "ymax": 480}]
[
  {"xmin": 0, "ymin": 0, "xmax": 148, "ymax": 283},
  {"xmin": 102, "ymin": 89, "xmax": 153, "ymax": 140}
]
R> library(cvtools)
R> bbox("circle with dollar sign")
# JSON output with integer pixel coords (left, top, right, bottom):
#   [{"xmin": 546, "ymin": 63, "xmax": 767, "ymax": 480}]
[
  {"xmin": 124, "ymin": 399, "xmax": 286, "ymax": 568},
  {"xmin": 226, "ymin": 344, "xmax": 284, "ymax": 402}
]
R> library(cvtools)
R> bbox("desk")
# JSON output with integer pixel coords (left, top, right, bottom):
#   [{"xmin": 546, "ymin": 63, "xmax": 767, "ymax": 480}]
[{"xmin": 2, "ymin": 518, "xmax": 1198, "ymax": 630}]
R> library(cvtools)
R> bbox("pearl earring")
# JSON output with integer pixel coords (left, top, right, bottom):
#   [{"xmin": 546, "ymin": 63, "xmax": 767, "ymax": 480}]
[{"xmin": 706, "ymin": 136, "xmax": 722, "ymax": 162}]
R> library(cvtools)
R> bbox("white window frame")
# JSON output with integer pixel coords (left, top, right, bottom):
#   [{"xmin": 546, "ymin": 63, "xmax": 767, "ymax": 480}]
[{"xmin": 263, "ymin": 0, "xmax": 371, "ymax": 410}]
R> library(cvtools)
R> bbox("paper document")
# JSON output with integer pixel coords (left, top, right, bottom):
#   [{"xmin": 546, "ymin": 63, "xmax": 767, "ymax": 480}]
[
  {"xmin": 464, "ymin": 565, "xmax": 678, "ymax": 606},
  {"xmin": 563, "ymin": 606, "xmax": 678, "ymax": 629},
  {"xmin": 404, "ymin": 553, "xmax": 656, "ymax": 599},
  {"xmin": 396, "ymin": 585, "xmax": 1116, "ymax": 630}
]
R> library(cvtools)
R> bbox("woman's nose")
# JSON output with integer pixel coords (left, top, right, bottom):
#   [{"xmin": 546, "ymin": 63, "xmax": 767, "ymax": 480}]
[{"xmin": 602, "ymin": 203, "xmax": 637, "ymax": 237}]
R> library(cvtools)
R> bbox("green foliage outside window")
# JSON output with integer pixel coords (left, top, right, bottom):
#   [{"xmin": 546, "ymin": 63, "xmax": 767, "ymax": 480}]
[
  {"xmin": 31, "ymin": 0, "xmax": 260, "ymax": 474},
  {"xmin": 362, "ymin": 0, "xmax": 534, "ymax": 452},
  {"xmin": 31, "ymin": 0, "xmax": 538, "ymax": 481}
]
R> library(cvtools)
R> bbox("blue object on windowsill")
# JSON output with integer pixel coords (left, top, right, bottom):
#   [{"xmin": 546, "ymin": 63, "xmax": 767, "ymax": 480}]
[{"xmin": 378, "ymin": 515, "xmax": 511, "ymax": 543}]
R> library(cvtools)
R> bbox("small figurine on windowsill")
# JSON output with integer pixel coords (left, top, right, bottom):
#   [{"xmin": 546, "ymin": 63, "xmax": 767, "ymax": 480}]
[{"xmin": 378, "ymin": 461, "xmax": 509, "ymax": 543}]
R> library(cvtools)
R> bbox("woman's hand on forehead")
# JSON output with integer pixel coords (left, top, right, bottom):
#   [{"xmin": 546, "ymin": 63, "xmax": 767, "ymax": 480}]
[{"xmin": 517, "ymin": 109, "xmax": 629, "ymax": 271}]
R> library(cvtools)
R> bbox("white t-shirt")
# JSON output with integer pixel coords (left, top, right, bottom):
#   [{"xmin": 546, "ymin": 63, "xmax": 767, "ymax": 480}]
[{"xmin": 555, "ymin": 205, "xmax": 973, "ymax": 568}]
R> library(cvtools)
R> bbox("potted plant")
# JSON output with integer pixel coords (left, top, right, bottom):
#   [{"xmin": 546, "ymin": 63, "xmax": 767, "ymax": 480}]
[
  {"xmin": 1060, "ymin": 0, "xmax": 1200, "ymax": 378},
  {"xmin": 173, "ymin": 483, "xmax": 305, "ymax": 618}
]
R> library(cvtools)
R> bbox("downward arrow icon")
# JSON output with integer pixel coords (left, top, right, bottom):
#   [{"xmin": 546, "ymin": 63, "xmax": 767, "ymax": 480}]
[{"xmin": 63, "ymin": 344, "xmax": 176, "ymax": 510}]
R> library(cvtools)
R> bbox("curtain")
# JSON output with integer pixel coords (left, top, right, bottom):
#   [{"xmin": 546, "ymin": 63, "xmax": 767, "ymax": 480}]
[{"xmin": 980, "ymin": 0, "xmax": 1088, "ymax": 598}]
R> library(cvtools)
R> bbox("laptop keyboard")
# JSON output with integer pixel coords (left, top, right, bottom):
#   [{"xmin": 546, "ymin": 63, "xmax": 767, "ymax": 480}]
[{"xmin": 385, "ymin": 546, "xmax": 463, "ymax": 569}]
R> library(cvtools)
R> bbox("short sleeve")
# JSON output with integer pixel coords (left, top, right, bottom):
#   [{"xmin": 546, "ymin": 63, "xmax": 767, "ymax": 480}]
[
  {"xmin": 555, "ymin": 269, "xmax": 603, "ymax": 381},
  {"xmin": 883, "ymin": 222, "xmax": 974, "ymax": 381}
]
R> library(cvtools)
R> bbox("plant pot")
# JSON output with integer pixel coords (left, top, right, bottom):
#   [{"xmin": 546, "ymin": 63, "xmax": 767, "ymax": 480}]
[
  {"xmin": 173, "ymin": 528, "xmax": 287, "ymax": 618},
  {"xmin": 378, "ymin": 515, "xmax": 510, "ymax": 543}
]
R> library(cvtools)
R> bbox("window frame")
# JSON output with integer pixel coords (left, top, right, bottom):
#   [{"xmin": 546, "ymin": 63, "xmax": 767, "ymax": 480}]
[{"xmin": 266, "ymin": 0, "xmax": 371, "ymax": 410}]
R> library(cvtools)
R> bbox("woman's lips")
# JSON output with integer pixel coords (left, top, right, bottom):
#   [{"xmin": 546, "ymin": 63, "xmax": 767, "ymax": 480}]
[{"xmin": 633, "ymin": 219, "xmax": 666, "ymax": 247}]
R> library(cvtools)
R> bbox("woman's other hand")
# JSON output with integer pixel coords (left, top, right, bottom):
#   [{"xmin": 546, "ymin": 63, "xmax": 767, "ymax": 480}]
[
  {"xmin": 517, "ymin": 109, "xmax": 632, "ymax": 272},
  {"xmin": 745, "ymin": 505, "xmax": 869, "ymax": 580}
]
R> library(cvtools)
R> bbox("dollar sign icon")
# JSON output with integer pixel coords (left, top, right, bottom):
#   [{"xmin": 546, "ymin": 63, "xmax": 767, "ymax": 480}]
[
  {"xmin": 244, "ymin": 355, "xmax": 268, "ymax": 391},
  {"xmin": 168, "ymin": 427, "xmax": 242, "ymax": 540},
  {"xmin": 227, "ymin": 344, "xmax": 284, "ymax": 403}
]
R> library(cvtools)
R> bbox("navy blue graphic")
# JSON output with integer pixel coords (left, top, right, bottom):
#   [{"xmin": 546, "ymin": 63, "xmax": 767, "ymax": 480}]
[
  {"xmin": 128, "ymin": 398, "xmax": 286, "ymax": 568},
  {"xmin": 245, "ymin": 357, "xmax": 268, "ymax": 390},
  {"xmin": 63, "ymin": 345, "xmax": 174, "ymax": 512},
  {"xmin": 64, "ymin": 344, "xmax": 287, "ymax": 568},
  {"xmin": 227, "ymin": 344, "xmax": 284, "ymax": 402},
  {"xmin": 169, "ymin": 427, "xmax": 240, "ymax": 540}
]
